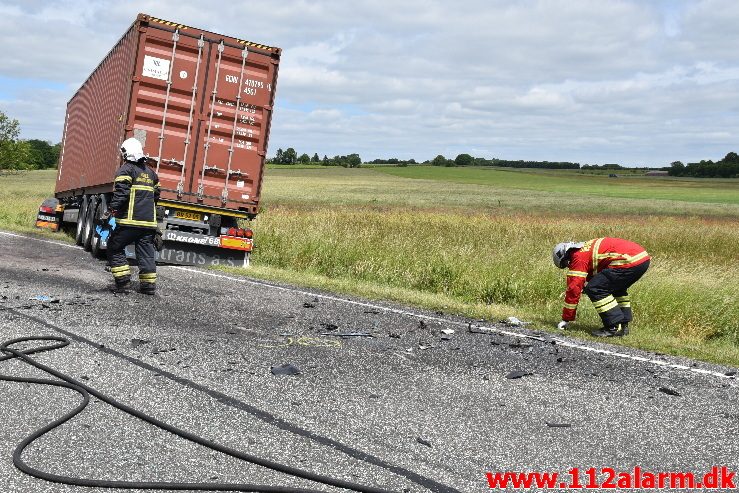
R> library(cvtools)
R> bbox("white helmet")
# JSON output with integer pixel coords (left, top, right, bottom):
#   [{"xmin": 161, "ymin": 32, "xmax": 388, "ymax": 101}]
[
  {"xmin": 552, "ymin": 241, "xmax": 584, "ymax": 269},
  {"xmin": 120, "ymin": 137, "xmax": 145, "ymax": 162}
]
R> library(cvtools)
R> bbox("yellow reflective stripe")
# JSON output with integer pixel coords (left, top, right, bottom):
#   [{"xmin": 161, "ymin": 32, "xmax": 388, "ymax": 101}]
[
  {"xmin": 117, "ymin": 218, "xmax": 157, "ymax": 227},
  {"xmin": 609, "ymin": 251, "xmax": 649, "ymax": 266},
  {"xmin": 615, "ymin": 295, "xmax": 630, "ymax": 302},
  {"xmin": 114, "ymin": 175, "xmax": 132, "ymax": 182},
  {"xmin": 139, "ymin": 273, "xmax": 157, "ymax": 280},
  {"xmin": 111, "ymin": 265, "xmax": 130, "ymax": 273},
  {"xmin": 112, "ymin": 271, "xmax": 130, "ymax": 278},
  {"xmin": 592, "ymin": 295, "xmax": 616, "ymax": 308},
  {"xmin": 591, "ymin": 238, "xmax": 605, "ymax": 271},
  {"xmin": 566, "ymin": 270, "xmax": 588, "ymax": 278},
  {"xmin": 131, "ymin": 185, "xmax": 155, "ymax": 192},
  {"xmin": 593, "ymin": 295, "xmax": 618, "ymax": 313},
  {"xmin": 563, "ymin": 302, "xmax": 578, "ymax": 309}
]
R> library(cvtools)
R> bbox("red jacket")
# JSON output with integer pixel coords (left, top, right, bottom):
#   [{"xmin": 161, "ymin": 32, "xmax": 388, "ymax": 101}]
[{"xmin": 562, "ymin": 237, "xmax": 650, "ymax": 321}]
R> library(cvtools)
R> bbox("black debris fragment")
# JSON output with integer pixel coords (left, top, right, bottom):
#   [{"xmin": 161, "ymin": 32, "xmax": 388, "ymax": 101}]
[
  {"xmin": 546, "ymin": 422, "xmax": 572, "ymax": 428},
  {"xmin": 435, "ymin": 311, "xmax": 444, "ymax": 316},
  {"xmin": 320, "ymin": 322, "xmax": 339, "ymax": 332},
  {"xmin": 388, "ymin": 332, "xmax": 401, "ymax": 339},
  {"xmin": 130, "ymin": 338, "xmax": 150, "ymax": 348},
  {"xmin": 303, "ymin": 302, "xmax": 316, "ymax": 308},
  {"xmin": 418, "ymin": 320, "xmax": 427, "ymax": 330},
  {"xmin": 416, "ymin": 437, "xmax": 432, "ymax": 448},
  {"xmin": 725, "ymin": 370, "xmax": 737, "ymax": 377},
  {"xmin": 364, "ymin": 309, "xmax": 381, "ymax": 314},
  {"xmin": 505, "ymin": 370, "xmax": 532, "ymax": 379},
  {"xmin": 271, "ymin": 363, "xmax": 301, "ymax": 376},
  {"xmin": 658, "ymin": 386, "xmax": 681, "ymax": 397}
]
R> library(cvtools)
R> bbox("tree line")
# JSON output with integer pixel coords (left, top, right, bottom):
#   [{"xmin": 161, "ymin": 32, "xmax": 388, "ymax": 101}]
[
  {"xmin": 269, "ymin": 147, "xmax": 361, "ymax": 168},
  {"xmin": 668, "ymin": 152, "xmax": 739, "ymax": 178},
  {"xmin": 0, "ymin": 111, "xmax": 60, "ymax": 171},
  {"xmin": 427, "ymin": 153, "xmax": 580, "ymax": 169}
]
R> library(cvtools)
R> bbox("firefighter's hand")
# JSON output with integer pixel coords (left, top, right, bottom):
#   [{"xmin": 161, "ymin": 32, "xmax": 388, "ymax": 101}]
[
  {"xmin": 557, "ymin": 320, "xmax": 569, "ymax": 330},
  {"xmin": 101, "ymin": 209, "xmax": 111, "ymax": 221}
]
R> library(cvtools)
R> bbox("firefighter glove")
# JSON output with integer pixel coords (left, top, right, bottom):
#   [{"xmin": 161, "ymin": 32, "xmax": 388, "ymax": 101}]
[{"xmin": 557, "ymin": 320, "xmax": 569, "ymax": 330}]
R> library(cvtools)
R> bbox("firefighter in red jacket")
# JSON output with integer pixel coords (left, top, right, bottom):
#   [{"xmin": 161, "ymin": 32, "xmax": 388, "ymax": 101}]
[{"xmin": 552, "ymin": 237, "xmax": 651, "ymax": 337}]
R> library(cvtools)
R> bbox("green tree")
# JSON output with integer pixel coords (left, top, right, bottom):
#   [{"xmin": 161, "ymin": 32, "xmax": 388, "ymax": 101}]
[
  {"xmin": 298, "ymin": 153, "xmax": 310, "ymax": 164},
  {"xmin": 668, "ymin": 161, "xmax": 685, "ymax": 177},
  {"xmin": 0, "ymin": 110, "xmax": 31, "ymax": 170},
  {"xmin": 27, "ymin": 139, "xmax": 60, "ymax": 169},
  {"xmin": 346, "ymin": 153, "xmax": 361, "ymax": 168},
  {"xmin": 311, "ymin": 152, "xmax": 320, "ymax": 163},
  {"xmin": 454, "ymin": 153, "xmax": 474, "ymax": 167},
  {"xmin": 282, "ymin": 147, "xmax": 297, "ymax": 165},
  {"xmin": 431, "ymin": 154, "xmax": 447, "ymax": 167},
  {"xmin": 274, "ymin": 148, "xmax": 284, "ymax": 164}
]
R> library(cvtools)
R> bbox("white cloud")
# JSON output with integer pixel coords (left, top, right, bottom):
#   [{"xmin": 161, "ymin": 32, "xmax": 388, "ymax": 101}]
[{"xmin": 1, "ymin": 0, "xmax": 738, "ymax": 164}]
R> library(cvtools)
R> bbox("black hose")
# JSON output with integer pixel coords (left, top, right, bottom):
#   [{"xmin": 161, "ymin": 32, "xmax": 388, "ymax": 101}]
[{"xmin": 0, "ymin": 336, "xmax": 397, "ymax": 492}]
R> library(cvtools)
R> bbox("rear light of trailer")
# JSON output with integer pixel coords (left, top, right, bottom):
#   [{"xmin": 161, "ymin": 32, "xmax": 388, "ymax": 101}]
[
  {"xmin": 224, "ymin": 227, "xmax": 252, "ymax": 238},
  {"xmin": 39, "ymin": 206, "xmax": 55, "ymax": 214}
]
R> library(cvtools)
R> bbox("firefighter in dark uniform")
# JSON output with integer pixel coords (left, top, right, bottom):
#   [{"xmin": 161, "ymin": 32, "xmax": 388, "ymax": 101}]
[{"xmin": 107, "ymin": 138, "xmax": 160, "ymax": 294}]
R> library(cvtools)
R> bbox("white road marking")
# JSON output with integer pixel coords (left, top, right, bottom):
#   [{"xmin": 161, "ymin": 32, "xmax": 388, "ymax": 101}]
[{"xmin": 1, "ymin": 230, "xmax": 735, "ymax": 381}]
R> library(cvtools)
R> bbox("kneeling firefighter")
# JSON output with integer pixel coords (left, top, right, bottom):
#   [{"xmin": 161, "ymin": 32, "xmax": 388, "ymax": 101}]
[
  {"xmin": 106, "ymin": 138, "xmax": 161, "ymax": 294},
  {"xmin": 552, "ymin": 237, "xmax": 651, "ymax": 337}
]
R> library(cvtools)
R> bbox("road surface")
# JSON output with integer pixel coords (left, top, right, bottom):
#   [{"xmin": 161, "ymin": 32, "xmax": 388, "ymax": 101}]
[{"xmin": 0, "ymin": 231, "xmax": 737, "ymax": 492}]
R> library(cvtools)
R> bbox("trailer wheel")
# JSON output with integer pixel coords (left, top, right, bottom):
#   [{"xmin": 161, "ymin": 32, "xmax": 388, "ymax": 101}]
[
  {"xmin": 75, "ymin": 195, "xmax": 88, "ymax": 245},
  {"xmin": 82, "ymin": 196, "xmax": 98, "ymax": 251},
  {"xmin": 90, "ymin": 196, "xmax": 107, "ymax": 259}
]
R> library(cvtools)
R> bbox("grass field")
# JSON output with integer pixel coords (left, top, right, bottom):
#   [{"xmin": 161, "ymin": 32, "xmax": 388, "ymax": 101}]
[{"xmin": 2, "ymin": 167, "xmax": 738, "ymax": 366}]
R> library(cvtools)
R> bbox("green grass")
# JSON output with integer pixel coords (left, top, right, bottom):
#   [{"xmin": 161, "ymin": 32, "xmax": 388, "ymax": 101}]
[
  {"xmin": 376, "ymin": 166, "xmax": 739, "ymax": 205},
  {"xmin": 3, "ymin": 168, "xmax": 738, "ymax": 366}
]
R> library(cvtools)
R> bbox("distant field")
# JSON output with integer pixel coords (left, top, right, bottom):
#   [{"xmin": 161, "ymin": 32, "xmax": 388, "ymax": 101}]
[
  {"xmin": 2, "ymin": 168, "xmax": 738, "ymax": 366},
  {"xmin": 376, "ymin": 166, "xmax": 739, "ymax": 205}
]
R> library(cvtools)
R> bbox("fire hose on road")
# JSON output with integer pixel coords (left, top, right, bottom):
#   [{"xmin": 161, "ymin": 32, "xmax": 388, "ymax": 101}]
[{"xmin": 0, "ymin": 335, "xmax": 397, "ymax": 493}]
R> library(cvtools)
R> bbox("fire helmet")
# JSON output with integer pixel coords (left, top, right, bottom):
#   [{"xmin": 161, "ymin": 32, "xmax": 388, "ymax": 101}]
[
  {"xmin": 552, "ymin": 241, "xmax": 584, "ymax": 269},
  {"xmin": 120, "ymin": 137, "xmax": 145, "ymax": 162}
]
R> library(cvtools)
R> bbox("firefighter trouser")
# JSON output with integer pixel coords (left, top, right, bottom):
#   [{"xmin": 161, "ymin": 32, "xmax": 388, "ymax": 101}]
[
  {"xmin": 107, "ymin": 226, "xmax": 157, "ymax": 290},
  {"xmin": 583, "ymin": 260, "xmax": 650, "ymax": 328}
]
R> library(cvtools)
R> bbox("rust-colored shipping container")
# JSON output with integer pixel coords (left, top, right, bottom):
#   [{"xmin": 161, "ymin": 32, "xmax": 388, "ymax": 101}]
[{"xmin": 56, "ymin": 13, "xmax": 280, "ymax": 216}]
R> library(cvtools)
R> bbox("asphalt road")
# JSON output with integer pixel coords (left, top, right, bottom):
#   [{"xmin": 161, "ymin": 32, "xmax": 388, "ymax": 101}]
[{"xmin": 0, "ymin": 230, "xmax": 737, "ymax": 493}]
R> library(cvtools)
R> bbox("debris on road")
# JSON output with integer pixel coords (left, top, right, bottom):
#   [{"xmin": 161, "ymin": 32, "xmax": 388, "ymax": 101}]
[
  {"xmin": 270, "ymin": 363, "xmax": 301, "ymax": 376},
  {"xmin": 364, "ymin": 308, "xmax": 381, "ymax": 314},
  {"xmin": 725, "ymin": 370, "xmax": 737, "ymax": 377},
  {"xmin": 441, "ymin": 329, "xmax": 455, "ymax": 335},
  {"xmin": 506, "ymin": 370, "xmax": 532, "ymax": 379},
  {"xmin": 320, "ymin": 322, "xmax": 339, "ymax": 332},
  {"xmin": 321, "ymin": 332, "xmax": 374, "ymax": 338},
  {"xmin": 658, "ymin": 386, "xmax": 681, "ymax": 397},
  {"xmin": 505, "ymin": 316, "xmax": 525, "ymax": 326},
  {"xmin": 416, "ymin": 436, "xmax": 432, "ymax": 448},
  {"xmin": 29, "ymin": 295, "xmax": 59, "ymax": 303},
  {"xmin": 388, "ymin": 332, "xmax": 402, "ymax": 339},
  {"xmin": 130, "ymin": 338, "xmax": 150, "ymax": 348}
]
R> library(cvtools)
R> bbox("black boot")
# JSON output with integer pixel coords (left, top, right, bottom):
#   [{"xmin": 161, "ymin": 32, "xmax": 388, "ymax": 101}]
[
  {"xmin": 111, "ymin": 280, "xmax": 132, "ymax": 294},
  {"xmin": 139, "ymin": 283, "xmax": 156, "ymax": 295},
  {"xmin": 618, "ymin": 323, "xmax": 629, "ymax": 336},
  {"xmin": 590, "ymin": 324, "xmax": 621, "ymax": 337}
]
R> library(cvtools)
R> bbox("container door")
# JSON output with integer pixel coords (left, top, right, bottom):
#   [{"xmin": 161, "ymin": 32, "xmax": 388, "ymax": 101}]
[
  {"xmin": 128, "ymin": 28, "xmax": 209, "ymax": 202},
  {"xmin": 190, "ymin": 41, "xmax": 276, "ymax": 211}
]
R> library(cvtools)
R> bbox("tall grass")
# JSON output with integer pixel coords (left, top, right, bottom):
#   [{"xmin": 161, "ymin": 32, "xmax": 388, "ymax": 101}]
[{"xmin": 250, "ymin": 208, "xmax": 739, "ymax": 355}]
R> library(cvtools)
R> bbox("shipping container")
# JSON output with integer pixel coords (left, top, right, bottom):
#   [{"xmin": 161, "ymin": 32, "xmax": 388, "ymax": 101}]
[{"xmin": 46, "ymin": 13, "xmax": 281, "ymax": 267}]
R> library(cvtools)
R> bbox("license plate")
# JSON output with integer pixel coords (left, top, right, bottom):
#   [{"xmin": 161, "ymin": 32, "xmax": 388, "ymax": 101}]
[{"xmin": 174, "ymin": 211, "xmax": 202, "ymax": 221}]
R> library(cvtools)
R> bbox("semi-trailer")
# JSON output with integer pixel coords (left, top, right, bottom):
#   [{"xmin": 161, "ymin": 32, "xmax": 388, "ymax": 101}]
[{"xmin": 37, "ymin": 13, "xmax": 281, "ymax": 267}]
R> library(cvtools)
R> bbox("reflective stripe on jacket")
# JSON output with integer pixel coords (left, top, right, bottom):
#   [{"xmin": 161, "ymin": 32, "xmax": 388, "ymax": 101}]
[
  {"xmin": 562, "ymin": 237, "xmax": 650, "ymax": 321},
  {"xmin": 109, "ymin": 160, "xmax": 160, "ymax": 229}
]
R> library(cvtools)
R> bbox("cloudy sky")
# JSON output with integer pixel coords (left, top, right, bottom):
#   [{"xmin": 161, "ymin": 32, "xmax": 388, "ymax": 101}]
[{"xmin": 1, "ymin": 0, "xmax": 738, "ymax": 166}]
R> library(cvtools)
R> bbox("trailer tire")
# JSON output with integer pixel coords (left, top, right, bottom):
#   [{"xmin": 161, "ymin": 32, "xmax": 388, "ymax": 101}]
[
  {"xmin": 90, "ymin": 196, "xmax": 107, "ymax": 259},
  {"xmin": 75, "ymin": 195, "xmax": 88, "ymax": 246},
  {"xmin": 82, "ymin": 196, "xmax": 97, "ymax": 252}
]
